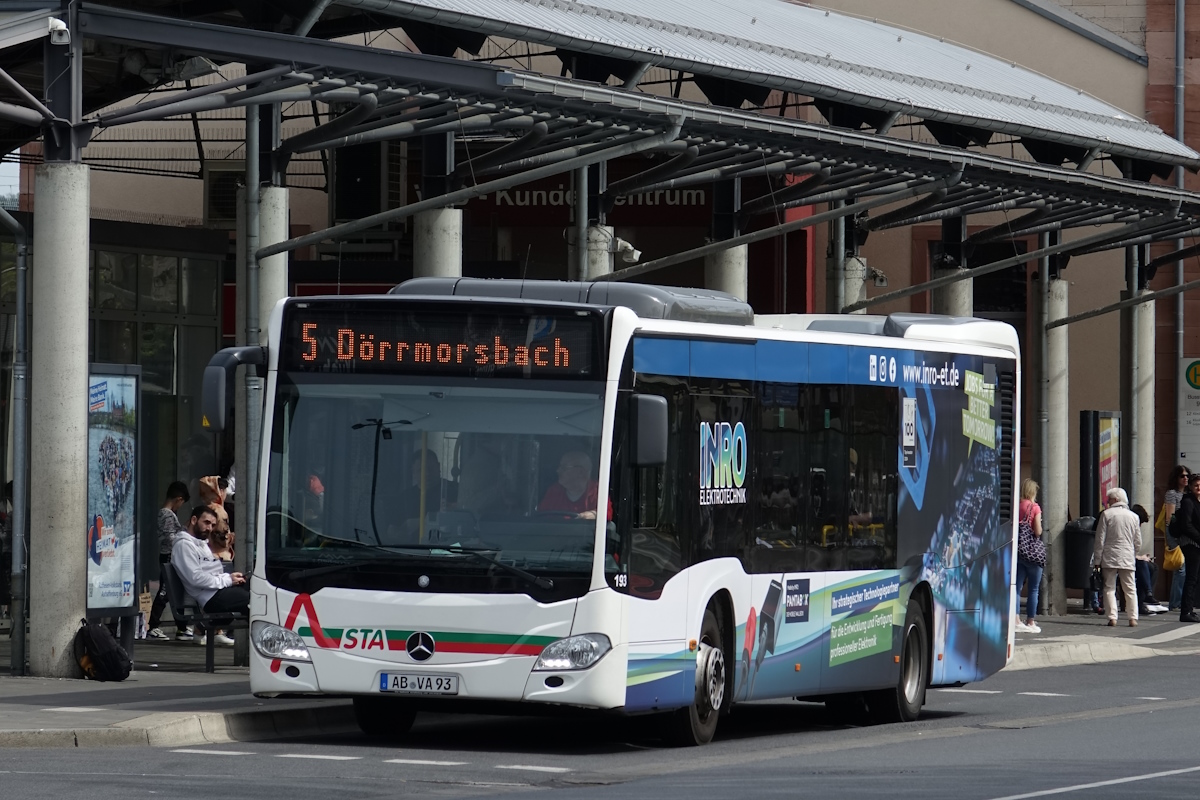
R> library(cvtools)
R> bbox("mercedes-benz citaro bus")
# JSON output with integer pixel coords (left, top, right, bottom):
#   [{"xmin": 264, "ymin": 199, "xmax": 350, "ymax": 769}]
[{"xmin": 202, "ymin": 278, "xmax": 1019, "ymax": 746}]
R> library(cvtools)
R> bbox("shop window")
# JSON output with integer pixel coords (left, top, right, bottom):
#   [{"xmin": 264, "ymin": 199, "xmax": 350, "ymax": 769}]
[
  {"xmin": 140, "ymin": 323, "xmax": 176, "ymax": 393},
  {"xmin": 97, "ymin": 251, "xmax": 137, "ymax": 310},
  {"xmin": 139, "ymin": 254, "xmax": 178, "ymax": 313},
  {"xmin": 96, "ymin": 320, "xmax": 136, "ymax": 364},
  {"xmin": 181, "ymin": 258, "xmax": 218, "ymax": 316},
  {"xmin": 0, "ymin": 242, "xmax": 16, "ymax": 305}
]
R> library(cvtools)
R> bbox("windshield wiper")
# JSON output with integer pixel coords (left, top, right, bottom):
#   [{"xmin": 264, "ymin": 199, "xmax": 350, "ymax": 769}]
[
  {"xmin": 375, "ymin": 544, "xmax": 555, "ymax": 591},
  {"xmin": 284, "ymin": 538, "xmax": 554, "ymax": 591},
  {"xmin": 283, "ymin": 532, "xmax": 415, "ymax": 581}
]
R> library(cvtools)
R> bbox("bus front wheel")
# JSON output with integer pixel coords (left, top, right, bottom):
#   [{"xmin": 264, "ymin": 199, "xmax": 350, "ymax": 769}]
[
  {"xmin": 353, "ymin": 696, "xmax": 417, "ymax": 738},
  {"xmin": 664, "ymin": 607, "xmax": 727, "ymax": 746},
  {"xmin": 868, "ymin": 598, "xmax": 929, "ymax": 724}
]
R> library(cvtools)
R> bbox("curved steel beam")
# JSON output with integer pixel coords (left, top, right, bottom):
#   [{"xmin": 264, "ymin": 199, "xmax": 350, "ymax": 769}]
[
  {"xmin": 457, "ymin": 121, "xmax": 550, "ymax": 175},
  {"xmin": 601, "ymin": 145, "xmax": 700, "ymax": 199},
  {"xmin": 258, "ymin": 118, "xmax": 685, "ymax": 259}
]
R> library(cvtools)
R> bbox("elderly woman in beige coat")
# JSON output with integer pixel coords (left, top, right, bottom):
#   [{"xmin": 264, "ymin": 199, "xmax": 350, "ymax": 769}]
[{"xmin": 1093, "ymin": 487, "xmax": 1143, "ymax": 627}]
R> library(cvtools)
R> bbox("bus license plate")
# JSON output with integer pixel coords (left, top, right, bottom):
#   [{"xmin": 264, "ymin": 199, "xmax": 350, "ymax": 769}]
[{"xmin": 380, "ymin": 673, "xmax": 459, "ymax": 695}]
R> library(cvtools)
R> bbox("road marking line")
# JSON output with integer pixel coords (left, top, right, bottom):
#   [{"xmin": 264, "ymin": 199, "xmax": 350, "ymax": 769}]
[
  {"xmin": 40, "ymin": 707, "xmax": 103, "ymax": 713},
  {"xmin": 1018, "ymin": 692, "xmax": 1069, "ymax": 697},
  {"xmin": 495, "ymin": 765, "xmax": 571, "ymax": 774},
  {"xmin": 170, "ymin": 749, "xmax": 256, "ymax": 756},
  {"xmin": 385, "ymin": 759, "xmax": 469, "ymax": 766},
  {"xmin": 1137, "ymin": 696, "xmax": 1166, "ymax": 701},
  {"xmin": 1136, "ymin": 625, "xmax": 1200, "ymax": 645},
  {"xmin": 933, "ymin": 688, "xmax": 1002, "ymax": 694},
  {"xmin": 986, "ymin": 764, "xmax": 1200, "ymax": 799},
  {"xmin": 276, "ymin": 754, "xmax": 362, "ymax": 761}
]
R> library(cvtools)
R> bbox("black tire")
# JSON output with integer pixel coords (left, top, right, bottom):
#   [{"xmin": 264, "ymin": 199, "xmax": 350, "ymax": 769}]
[
  {"xmin": 353, "ymin": 696, "xmax": 417, "ymax": 738},
  {"xmin": 663, "ymin": 607, "xmax": 727, "ymax": 746},
  {"xmin": 868, "ymin": 597, "xmax": 929, "ymax": 724}
]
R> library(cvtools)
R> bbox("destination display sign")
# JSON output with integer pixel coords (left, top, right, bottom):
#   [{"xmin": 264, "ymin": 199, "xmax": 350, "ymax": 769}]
[{"xmin": 281, "ymin": 303, "xmax": 602, "ymax": 379}]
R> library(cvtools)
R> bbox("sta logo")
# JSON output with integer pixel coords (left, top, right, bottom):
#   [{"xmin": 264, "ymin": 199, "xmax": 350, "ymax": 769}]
[{"xmin": 341, "ymin": 628, "xmax": 387, "ymax": 651}]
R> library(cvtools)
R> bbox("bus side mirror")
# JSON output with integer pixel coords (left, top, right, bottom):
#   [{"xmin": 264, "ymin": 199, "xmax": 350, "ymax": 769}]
[
  {"xmin": 201, "ymin": 346, "xmax": 267, "ymax": 432},
  {"xmin": 632, "ymin": 394, "xmax": 668, "ymax": 467}
]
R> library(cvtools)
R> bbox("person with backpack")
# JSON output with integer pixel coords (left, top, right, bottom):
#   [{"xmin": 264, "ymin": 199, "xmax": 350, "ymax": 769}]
[
  {"xmin": 1015, "ymin": 479, "xmax": 1046, "ymax": 633},
  {"xmin": 1093, "ymin": 488, "xmax": 1142, "ymax": 627},
  {"xmin": 1172, "ymin": 473, "xmax": 1200, "ymax": 623}
]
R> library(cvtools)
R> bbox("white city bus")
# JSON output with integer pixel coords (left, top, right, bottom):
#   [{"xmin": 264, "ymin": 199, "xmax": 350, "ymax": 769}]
[{"xmin": 204, "ymin": 278, "xmax": 1019, "ymax": 745}]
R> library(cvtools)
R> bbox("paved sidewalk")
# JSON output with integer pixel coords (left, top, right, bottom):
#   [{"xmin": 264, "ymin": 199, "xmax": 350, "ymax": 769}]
[
  {"xmin": 0, "ymin": 605, "xmax": 1197, "ymax": 749},
  {"xmin": 1007, "ymin": 603, "xmax": 1200, "ymax": 670},
  {"xmin": 0, "ymin": 635, "xmax": 355, "ymax": 748}
]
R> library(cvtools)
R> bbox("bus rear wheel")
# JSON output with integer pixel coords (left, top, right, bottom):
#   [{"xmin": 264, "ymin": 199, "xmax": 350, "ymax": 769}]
[
  {"xmin": 868, "ymin": 598, "xmax": 929, "ymax": 724},
  {"xmin": 353, "ymin": 696, "xmax": 417, "ymax": 738},
  {"xmin": 664, "ymin": 607, "xmax": 727, "ymax": 746}
]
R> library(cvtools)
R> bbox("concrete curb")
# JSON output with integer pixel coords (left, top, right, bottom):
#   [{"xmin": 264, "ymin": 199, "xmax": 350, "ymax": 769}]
[
  {"xmin": 1005, "ymin": 638, "xmax": 1183, "ymax": 671},
  {"xmin": 0, "ymin": 702, "xmax": 357, "ymax": 749}
]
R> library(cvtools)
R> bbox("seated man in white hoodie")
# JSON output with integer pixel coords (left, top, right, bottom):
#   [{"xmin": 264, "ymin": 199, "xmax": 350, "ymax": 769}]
[{"xmin": 172, "ymin": 505, "xmax": 248, "ymax": 644}]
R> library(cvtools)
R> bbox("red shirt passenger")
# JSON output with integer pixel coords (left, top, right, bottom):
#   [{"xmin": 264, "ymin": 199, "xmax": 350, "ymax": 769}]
[{"xmin": 538, "ymin": 450, "xmax": 612, "ymax": 520}]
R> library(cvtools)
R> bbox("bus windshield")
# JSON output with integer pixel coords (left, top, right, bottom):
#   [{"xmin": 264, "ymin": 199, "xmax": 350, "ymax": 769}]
[{"xmin": 264, "ymin": 377, "xmax": 606, "ymax": 599}]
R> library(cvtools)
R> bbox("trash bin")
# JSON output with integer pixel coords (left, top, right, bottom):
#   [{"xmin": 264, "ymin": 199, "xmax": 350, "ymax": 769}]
[{"xmin": 1063, "ymin": 516, "xmax": 1096, "ymax": 590}]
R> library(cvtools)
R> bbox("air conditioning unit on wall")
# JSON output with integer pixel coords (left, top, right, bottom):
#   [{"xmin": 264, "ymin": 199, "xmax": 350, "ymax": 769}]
[{"xmin": 203, "ymin": 161, "xmax": 245, "ymax": 229}]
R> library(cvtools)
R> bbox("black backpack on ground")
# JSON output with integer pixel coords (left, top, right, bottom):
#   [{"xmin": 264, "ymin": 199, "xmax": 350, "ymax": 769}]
[{"xmin": 73, "ymin": 618, "xmax": 131, "ymax": 682}]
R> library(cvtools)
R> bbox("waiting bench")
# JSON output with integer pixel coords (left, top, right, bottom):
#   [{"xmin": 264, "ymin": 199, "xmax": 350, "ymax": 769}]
[{"xmin": 159, "ymin": 562, "xmax": 249, "ymax": 673}]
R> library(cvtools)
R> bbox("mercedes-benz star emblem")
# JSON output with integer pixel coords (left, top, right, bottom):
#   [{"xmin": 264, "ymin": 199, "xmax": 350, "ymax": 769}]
[
  {"xmin": 406, "ymin": 631, "xmax": 436, "ymax": 662},
  {"xmin": 417, "ymin": 574, "xmax": 430, "ymax": 588}
]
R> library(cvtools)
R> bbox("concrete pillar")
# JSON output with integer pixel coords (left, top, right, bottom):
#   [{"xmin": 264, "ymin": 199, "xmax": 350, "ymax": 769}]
[
  {"xmin": 1134, "ymin": 288, "xmax": 1155, "ymax": 555},
  {"xmin": 844, "ymin": 255, "xmax": 868, "ymax": 315},
  {"xmin": 234, "ymin": 186, "xmax": 247, "ymax": 569},
  {"xmin": 586, "ymin": 225, "xmax": 613, "ymax": 280},
  {"xmin": 1029, "ymin": 270, "xmax": 1045, "ymax": 494},
  {"xmin": 705, "ymin": 244, "xmax": 748, "ymax": 301},
  {"xmin": 413, "ymin": 208, "xmax": 462, "ymax": 278},
  {"xmin": 1045, "ymin": 277, "xmax": 1069, "ymax": 615},
  {"xmin": 258, "ymin": 186, "xmax": 289, "ymax": 342},
  {"xmin": 29, "ymin": 162, "xmax": 89, "ymax": 677},
  {"xmin": 932, "ymin": 267, "xmax": 973, "ymax": 317}
]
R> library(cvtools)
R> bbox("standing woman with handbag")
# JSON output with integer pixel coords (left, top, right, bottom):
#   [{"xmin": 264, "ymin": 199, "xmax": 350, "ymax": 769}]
[
  {"xmin": 1015, "ymin": 479, "xmax": 1047, "ymax": 633},
  {"xmin": 1175, "ymin": 473, "xmax": 1200, "ymax": 623},
  {"xmin": 1162, "ymin": 465, "xmax": 1189, "ymax": 611}
]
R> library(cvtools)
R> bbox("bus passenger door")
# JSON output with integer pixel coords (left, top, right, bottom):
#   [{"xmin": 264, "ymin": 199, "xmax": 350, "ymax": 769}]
[{"xmin": 612, "ymin": 378, "xmax": 693, "ymax": 713}]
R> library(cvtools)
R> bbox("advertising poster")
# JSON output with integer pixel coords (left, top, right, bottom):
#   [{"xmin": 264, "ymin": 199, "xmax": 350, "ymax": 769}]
[
  {"xmin": 86, "ymin": 371, "xmax": 138, "ymax": 612},
  {"xmin": 1098, "ymin": 416, "xmax": 1120, "ymax": 505}
]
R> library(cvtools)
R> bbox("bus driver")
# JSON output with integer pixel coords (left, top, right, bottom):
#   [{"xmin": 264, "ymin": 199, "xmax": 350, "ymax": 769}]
[{"xmin": 538, "ymin": 450, "xmax": 611, "ymax": 520}]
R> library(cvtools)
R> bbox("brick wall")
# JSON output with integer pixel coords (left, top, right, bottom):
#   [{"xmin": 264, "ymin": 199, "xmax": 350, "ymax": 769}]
[
  {"xmin": 1055, "ymin": 0, "xmax": 1147, "ymax": 47},
  {"xmin": 1143, "ymin": 1, "xmax": 1200, "ymax": 514}
]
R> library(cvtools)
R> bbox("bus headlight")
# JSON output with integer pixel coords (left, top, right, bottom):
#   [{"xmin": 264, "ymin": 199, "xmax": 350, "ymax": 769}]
[
  {"xmin": 251, "ymin": 620, "xmax": 312, "ymax": 662},
  {"xmin": 532, "ymin": 633, "xmax": 611, "ymax": 671}
]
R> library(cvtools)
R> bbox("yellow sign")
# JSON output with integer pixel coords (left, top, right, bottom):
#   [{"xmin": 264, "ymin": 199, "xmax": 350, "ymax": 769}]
[{"xmin": 201, "ymin": 414, "xmax": 210, "ymax": 428}]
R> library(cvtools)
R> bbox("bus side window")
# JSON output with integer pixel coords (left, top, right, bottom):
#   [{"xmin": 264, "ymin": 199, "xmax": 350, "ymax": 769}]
[
  {"xmin": 846, "ymin": 385, "xmax": 899, "ymax": 569},
  {"xmin": 750, "ymin": 382, "xmax": 806, "ymax": 573},
  {"xmin": 806, "ymin": 385, "xmax": 848, "ymax": 570}
]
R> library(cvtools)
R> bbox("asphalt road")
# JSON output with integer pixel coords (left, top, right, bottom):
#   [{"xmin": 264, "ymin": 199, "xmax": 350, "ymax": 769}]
[{"xmin": 1, "ymin": 657, "xmax": 1197, "ymax": 799}]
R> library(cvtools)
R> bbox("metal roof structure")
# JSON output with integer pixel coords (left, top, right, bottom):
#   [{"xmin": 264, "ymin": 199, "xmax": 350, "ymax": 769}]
[
  {"xmin": 333, "ymin": 0, "xmax": 1200, "ymax": 172},
  {"xmin": 2, "ymin": 3, "xmax": 1181, "ymax": 304},
  {"xmin": 0, "ymin": 3, "xmax": 1194, "ymax": 310}
]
